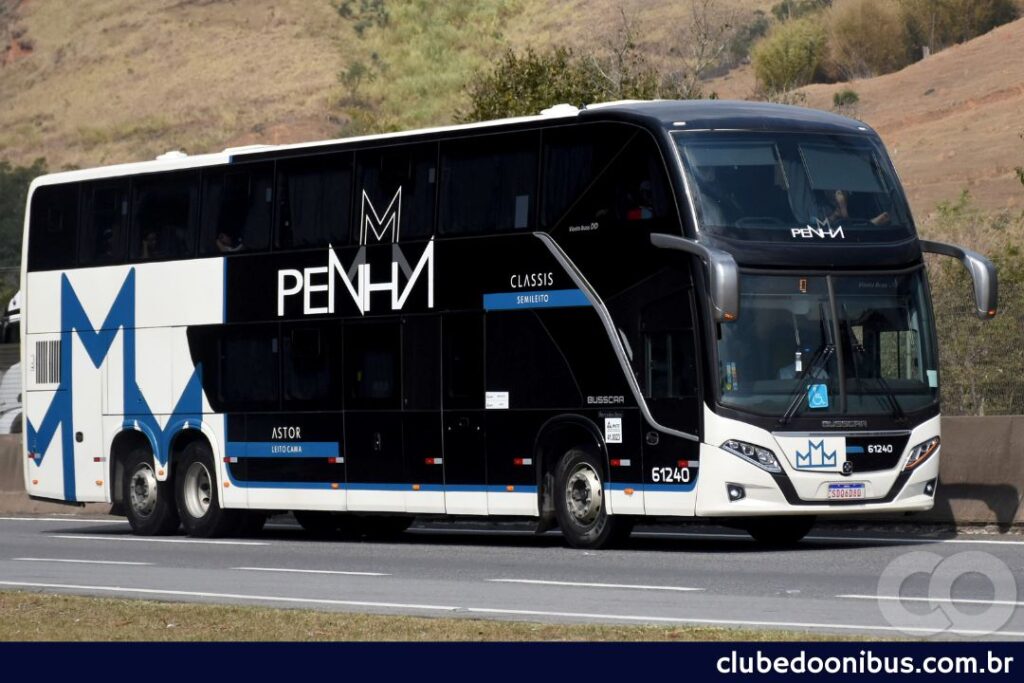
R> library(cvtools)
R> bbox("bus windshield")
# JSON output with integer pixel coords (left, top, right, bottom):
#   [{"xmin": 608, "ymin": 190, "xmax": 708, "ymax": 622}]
[
  {"xmin": 675, "ymin": 131, "xmax": 913, "ymax": 243},
  {"xmin": 717, "ymin": 270, "xmax": 938, "ymax": 418}
]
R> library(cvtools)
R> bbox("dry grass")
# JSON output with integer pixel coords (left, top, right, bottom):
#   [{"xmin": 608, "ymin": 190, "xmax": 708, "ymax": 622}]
[{"xmin": 0, "ymin": 590, "xmax": 854, "ymax": 641}]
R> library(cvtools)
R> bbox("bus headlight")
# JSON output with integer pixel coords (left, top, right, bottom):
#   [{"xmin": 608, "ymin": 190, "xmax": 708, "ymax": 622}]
[
  {"xmin": 904, "ymin": 436, "xmax": 940, "ymax": 470},
  {"xmin": 722, "ymin": 439, "xmax": 782, "ymax": 474}
]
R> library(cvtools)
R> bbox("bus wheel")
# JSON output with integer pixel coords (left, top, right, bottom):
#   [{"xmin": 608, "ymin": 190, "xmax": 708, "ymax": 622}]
[
  {"xmin": 175, "ymin": 441, "xmax": 241, "ymax": 538},
  {"xmin": 553, "ymin": 449, "xmax": 630, "ymax": 549},
  {"xmin": 743, "ymin": 515, "xmax": 816, "ymax": 547},
  {"xmin": 123, "ymin": 447, "xmax": 179, "ymax": 535}
]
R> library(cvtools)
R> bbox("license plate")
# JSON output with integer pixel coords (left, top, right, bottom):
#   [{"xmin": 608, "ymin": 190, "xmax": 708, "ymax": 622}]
[{"xmin": 828, "ymin": 482, "xmax": 865, "ymax": 500}]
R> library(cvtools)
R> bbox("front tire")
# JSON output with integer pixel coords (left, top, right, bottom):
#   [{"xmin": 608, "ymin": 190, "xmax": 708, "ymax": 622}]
[
  {"xmin": 743, "ymin": 515, "xmax": 816, "ymax": 547},
  {"xmin": 175, "ymin": 440, "xmax": 241, "ymax": 538},
  {"xmin": 123, "ymin": 447, "xmax": 179, "ymax": 535},
  {"xmin": 553, "ymin": 449, "xmax": 631, "ymax": 549}
]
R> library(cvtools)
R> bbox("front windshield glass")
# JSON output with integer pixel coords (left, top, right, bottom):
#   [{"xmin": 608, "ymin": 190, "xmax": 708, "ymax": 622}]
[
  {"xmin": 675, "ymin": 131, "xmax": 912, "ymax": 242},
  {"xmin": 717, "ymin": 270, "xmax": 938, "ymax": 418}
]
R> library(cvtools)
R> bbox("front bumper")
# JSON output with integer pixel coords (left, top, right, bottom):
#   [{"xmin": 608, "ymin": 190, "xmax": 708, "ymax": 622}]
[{"xmin": 695, "ymin": 413, "xmax": 941, "ymax": 516}]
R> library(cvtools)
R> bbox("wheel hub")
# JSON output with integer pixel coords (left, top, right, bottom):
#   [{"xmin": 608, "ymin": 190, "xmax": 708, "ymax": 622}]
[
  {"xmin": 565, "ymin": 463, "xmax": 602, "ymax": 525},
  {"xmin": 183, "ymin": 461, "xmax": 213, "ymax": 520},
  {"xmin": 129, "ymin": 464, "xmax": 158, "ymax": 518}
]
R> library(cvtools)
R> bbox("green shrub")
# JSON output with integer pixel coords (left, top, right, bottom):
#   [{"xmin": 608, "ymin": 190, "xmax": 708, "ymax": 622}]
[
  {"xmin": 900, "ymin": 0, "xmax": 1018, "ymax": 52},
  {"xmin": 828, "ymin": 0, "xmax": 916, "ymax": 79},
  {"xmin": 459, "ymin": 40, "xmax": 703, "ymax": 123},
  {"xmin": 751, "ymin": 17, "xmax": 828, "ymax": 92},
  {"xmin": 922, "ymin": 191, "xmax": 1024, "ymax": 415},
  {"xmin": 832, "ymin": 88, "xmax": 859, "ymax": 108},
  {"xmin": 770, "ymin": 0, "xmax": 832, "ymax": 22},
  {"xmin": 0, "ymin": 157, "xmax": 46, "ymax": 268}
]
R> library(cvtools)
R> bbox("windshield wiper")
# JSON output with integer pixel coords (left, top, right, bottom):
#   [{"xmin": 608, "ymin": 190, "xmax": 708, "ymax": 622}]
[
  {"xmin": 840, "ymin": 305, "xmax": 906, "ymax": 423},
  {"xmin": 778, "ymin": 303, "xmax": 834, "ymax": 426}
]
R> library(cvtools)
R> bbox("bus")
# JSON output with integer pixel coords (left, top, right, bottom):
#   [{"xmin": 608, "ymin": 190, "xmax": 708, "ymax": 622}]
[{"xmin": 21, "ymin": 100, "xmax": 996, "ymax": 548}]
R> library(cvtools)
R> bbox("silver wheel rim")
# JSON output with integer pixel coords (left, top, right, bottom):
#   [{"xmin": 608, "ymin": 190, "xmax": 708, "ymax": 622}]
[
  {"xmin": 565, "ymin": 462, "xmax": 603, "ymax": 525},
  {"xmin": 129, "ymin": 463, "xmax": 158, "ymax": 519},
  {"xmin": 183, "ymin": 461, "xmax": 213, "ymax": 520}
]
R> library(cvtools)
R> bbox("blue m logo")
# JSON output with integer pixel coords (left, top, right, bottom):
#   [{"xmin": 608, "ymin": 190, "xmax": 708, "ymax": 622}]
[
  {"xmin": 795, "ymin": 440, "xmax": 838, "ymax": 469},
  {"xmin": 26, "ymin": 269, "xmax": 204, "ymax": 501}
]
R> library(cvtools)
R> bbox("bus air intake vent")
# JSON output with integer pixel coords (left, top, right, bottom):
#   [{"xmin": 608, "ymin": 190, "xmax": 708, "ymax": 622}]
[{"xmin": 35, "ymin": 340, "xmax": 60, "ymax": 385}]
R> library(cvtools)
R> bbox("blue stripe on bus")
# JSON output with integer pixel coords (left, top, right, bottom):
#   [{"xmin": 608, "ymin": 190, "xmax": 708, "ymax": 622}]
[
  {"xmin": 846, "ymin": 446, "xmax": 865, "ymax": 454},
  {"xmin": 483, "ymin": 288, "xmax": 590, "ymax": 311},
  {"xmin": 605, "ymin": 482, "xmax": 697, "ymax": 493},
  {"xmin": 226, "ymin": 441, "xmax": 340, "ymax": 458},
  {"xmin": 223, "ymin": 478, "xmax": 537, "ymax": 493}
]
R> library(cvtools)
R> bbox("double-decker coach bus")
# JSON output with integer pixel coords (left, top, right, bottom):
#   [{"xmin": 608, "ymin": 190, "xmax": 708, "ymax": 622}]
[{"xmin": 21, "ymin": 100, "xmax": 996, "ymax": 548}]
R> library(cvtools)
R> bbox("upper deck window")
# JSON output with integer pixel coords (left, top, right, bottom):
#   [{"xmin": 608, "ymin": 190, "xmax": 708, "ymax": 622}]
[
  {"xmin": 28, "ymin": 184, "xmax": 78, "ymax": 271},
  {"xmin": 439, "ymin": 131, "xmax": 538, "ymax": 235},
  {"xmin": 675, "ymin": 131, "xmax": 912, "ymax": 243},
  {"xmin": 132, "ymin": 171, "xmax": 199, "ymax": 260}
]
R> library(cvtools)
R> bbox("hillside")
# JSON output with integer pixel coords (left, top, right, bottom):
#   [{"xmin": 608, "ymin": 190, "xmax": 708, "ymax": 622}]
[
  {"xmin": 798, "ymin": 17, "xmax": 1024, "ymax": 218},
  {"xmin": 1, "ymin": 1, "xmax": 1021, "ymax": 220}
]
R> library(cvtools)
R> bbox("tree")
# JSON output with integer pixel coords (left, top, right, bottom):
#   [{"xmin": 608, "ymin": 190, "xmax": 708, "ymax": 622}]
[
  {"xmin": 827, "ymin": 0, "xmax": 916, "ymax": 79},
  {"xmin": 0, "ymin": 157, "xmax": 45, "ymax": 267},
  {"xmin": 900, "ymin": 0, "xmax": 1018, "ymax": 54},
  {"xmin": 459, "ymin": 11, "xmax": 704, "ymax": 123},
  {"xmin": 751, "ymin": 17, "xmax": 828, "ymax": 92}
]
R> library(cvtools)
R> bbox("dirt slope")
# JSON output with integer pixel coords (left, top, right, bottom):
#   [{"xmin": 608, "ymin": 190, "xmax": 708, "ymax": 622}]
[{"xmin": 799, "ymin": 18, "xmax": 1024, "ymax": 217}]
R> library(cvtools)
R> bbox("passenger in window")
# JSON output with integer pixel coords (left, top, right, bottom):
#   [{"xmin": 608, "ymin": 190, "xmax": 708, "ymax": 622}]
[
  {"xmin": 627, "ymin": 180, "xmax": 655, "ymax": 221},
  {"xmin": 216, "ymin": 231, "xmax": 243, "ymax": 253},
  {"xmin": 141, "ymin": 229, "xmax": 164, "ymax": 259},
  {"xmin": 828, "ymin": 190, "xmax": 890, "ymax": 226}
]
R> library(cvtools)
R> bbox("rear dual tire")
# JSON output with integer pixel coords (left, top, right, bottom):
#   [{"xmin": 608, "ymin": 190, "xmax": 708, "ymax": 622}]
[
  {"xmin": 124, "ymin": 447, "xmax": 179, "ymax": 535},
  {"xmin": 175, "ymin": 441, "xmax": 244, "ymax": 538}
]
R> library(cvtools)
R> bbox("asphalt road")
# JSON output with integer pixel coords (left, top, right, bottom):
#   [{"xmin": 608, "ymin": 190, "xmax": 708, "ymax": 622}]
[{"xmin": 1, "ymin": 515, "xmax": 1023, "ymax": 639}]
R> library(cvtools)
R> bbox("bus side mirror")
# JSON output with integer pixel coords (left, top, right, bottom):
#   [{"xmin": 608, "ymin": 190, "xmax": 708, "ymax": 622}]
[
  {"xmin": 921, "ymin": 239, "xmax": 998, "ymax": 320},
  {"xmin": 650, "ymin": 234, "xmax": 739, "ymax": 323}
]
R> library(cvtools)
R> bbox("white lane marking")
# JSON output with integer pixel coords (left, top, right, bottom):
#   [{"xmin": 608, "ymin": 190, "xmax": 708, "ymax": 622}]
[
  {"xmin": 632, "ymin": 531, "xmax": 1024, "ymax": 547},
  {"xmin": 1, "ymin": 580, "xmax": 1021, "ymax": 638},
  {"xmin": 12, "ymin": 557, "xmax": 152, "ymax": 566},
  {"xmin": 489, "ymin": 578, "xmax": 701, "ymax": 592},
  {"xmin": 49, "ymin": 534, "xmax": 268, "ymax": 546},
  {"xmin": 235, "ymin": 567, "xmax": 390, "ymax": 577},
  {"xmin": 0, "ymin": 517, "xmax": 125, "ymax": 524},
  {"xmin": 839, "ymin": 594, "xmax": 1024, "ymax": 608}
]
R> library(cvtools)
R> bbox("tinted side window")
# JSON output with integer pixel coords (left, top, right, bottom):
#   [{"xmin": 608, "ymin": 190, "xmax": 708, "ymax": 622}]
[
  {"xmin": 218, "ymin": 325, "xmax": 279, "ymax": 410},
  {"xmin": 345, "ymin": 321, "xmax": 400, "ymax": 410},
  {"xmin": 200, "ymin": 163, "xmax": 273, "ymax": 255},
  {"xmin": 131, "ymin": 172, "xmax": 198, "ymax": 261},
  {"xmin": 276, "ymin": 154, "xmax": 352, "ymax": 249},
  {"xmin": 402, "ymin": 315, "xmax": 439, "ymax": 410},
  {"xmin": 486, "ymin": 312, "xmax": 580, "ymax": 409},
  {"xmin": 542, "ymin": 127, "xmax": 672, "ymax": 231},
  {"xmin": 443, "ymin": 313, "xmax": 483, "ymax": 409},
  {"xmin": 541, "ymin": 123, "xmax": 634, "ymax": 228},
  {"xmin": 80, "ymin": 181, "xmax": 128, "ymax": 266},
  {"xmin": 282, "ymin": 322, "xmax": 342, "ymax": 410},
  {"xmin": 439, "ymin": 132, "xmax": 538, "ymax": 235},
  {"xmin": 28, "ymin": 184, "xmax": 78, "ymax": 271},
  {"xmin": 356, "ymin": 144, "xmax": 436, "ymax": 242}
]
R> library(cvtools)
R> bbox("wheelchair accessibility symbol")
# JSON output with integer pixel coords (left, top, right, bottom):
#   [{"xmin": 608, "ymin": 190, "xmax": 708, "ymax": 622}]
[{"xmin": 808, "ymin": 383, "xmax": 829, "ymax": 409}]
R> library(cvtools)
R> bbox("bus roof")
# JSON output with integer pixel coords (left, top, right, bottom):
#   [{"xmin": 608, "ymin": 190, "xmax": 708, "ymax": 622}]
[{"xmin": 29, "ymin": 100, "xmax": 874, "ymax": 189}]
